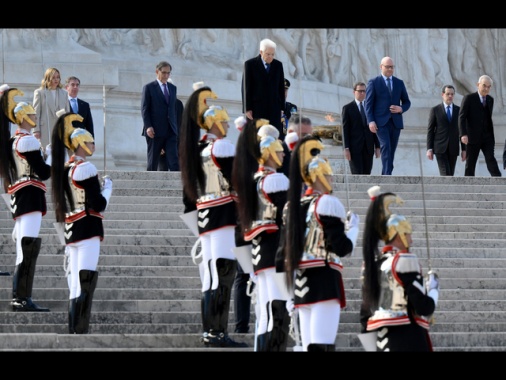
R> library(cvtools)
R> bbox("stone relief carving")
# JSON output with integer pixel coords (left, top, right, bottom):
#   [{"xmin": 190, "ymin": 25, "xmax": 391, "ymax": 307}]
[{"xmin": 1, "ymin": 28, "xmax": 504, "ymax": 110}]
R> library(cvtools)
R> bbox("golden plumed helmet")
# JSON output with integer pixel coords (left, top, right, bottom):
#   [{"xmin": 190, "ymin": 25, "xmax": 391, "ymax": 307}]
[
  {"xmin": 202, "ymin": 105, "xmax": 230, "ymax": 135},
  {"xmin": 379, "ymin": 190, "xmax": 412, "ymax": 248},
  {"xmin": 386, "ymin": 214, "xmax": 412, "ymax": 249},
  {"xmin": 257, "ymin": 124, "xmax": 283, "ymax": 167},
  {"xmin": 298, "ymin": 137, "xmax": 325, "ymax": 185},
  {"xmin": 57, "ymin": 109, "xmax": 93, "ymax": 155},
  {"xmin": 197, "ymin": 88, "xmax": 218, "ymax": 130},
  {"xmin": 306, "ymin": 155, "xmax": 333, "ymax": 192},
  {"xmin": 13, "ymin": 102, "xmax": 36, "ymax": 127},
  {"xmin": 4, "ymin": 88, "xmax": 36, "ymax": 127}
]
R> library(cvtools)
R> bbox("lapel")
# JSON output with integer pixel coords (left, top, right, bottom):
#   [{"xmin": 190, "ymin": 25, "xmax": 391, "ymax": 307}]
[
  {"xmin": 440, "ymin": 103, "xmax": 449, "ymax": 124},
  {"xmin": 45, "ymin": 89, "xmax": 59, "ymax": 113}
]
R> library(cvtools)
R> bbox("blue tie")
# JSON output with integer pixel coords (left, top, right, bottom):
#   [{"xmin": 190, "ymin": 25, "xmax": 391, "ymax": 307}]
[
  {"xmin": 360, "ymin": 101, "xmax": 366, "ymax": 125},
  {"xmin": 446, "ymin": 105, "xmax": 451, "ymax": 122},
  {"xmin": 265, "ymin": 63, "xmax": 270, "ymax": 73},
  {"xmin": 71, "ymin": 98, "xmax": 78, "ymax": 113},
  {"xmin": 163, "ymin": 83, "xmax": 169, "ymax": 104},
  {"xmin": 386, "ymin": 77, "xmax": 392, "ymax": 94}
]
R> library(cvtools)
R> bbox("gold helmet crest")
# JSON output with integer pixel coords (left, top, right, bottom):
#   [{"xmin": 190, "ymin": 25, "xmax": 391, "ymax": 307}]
[
  {"xmin": 202, "ymin": 105, "xmax": 230, "ymax": 135},
  {"xmin": 58, "ymin": 111, "xmax": 93, "ymax": 155},
  {"xmin": 305, "ymin": 156, "xmax": 333, "ymax": 192},
  {"xmin": 197, "ymin": 89, "xmax": 218, "ymax": 130},
  {"xmin": 385, "ymin": 214, "xmax": 413, "ymax": 249},
  {"xmin": 257, "ymin": 124, "xmax": 283, "ymax": 167},
  {"xmin": 13, "ymin": 101, "xmax": 36, "ymax": 128},
  {"xmin": 379, "ymin": 191, "xmax": 411, "ymax": 248},
  {"xmin": 297, "ymin": 137, "xmax": 325, "ymax": 186}
]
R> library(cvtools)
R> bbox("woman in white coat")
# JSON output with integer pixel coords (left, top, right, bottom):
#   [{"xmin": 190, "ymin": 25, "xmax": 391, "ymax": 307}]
[{"xmin": 33, "ymin": 67, "xmax": 69, "ymax": 151}]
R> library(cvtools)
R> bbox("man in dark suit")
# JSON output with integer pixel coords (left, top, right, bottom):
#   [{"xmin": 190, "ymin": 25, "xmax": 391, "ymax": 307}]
[
  {"xmin": 282, "ymin": 78, "xmax": 297, "ymax": 134},
  {"xmin": 458, "ymin": 75, "xmax": 501, "ymax": 177},
  {"xmin": 141, "ymin": 61, "xmax": 179, "ymax": 171},
  {"xmin": 242, "ymin": 38, "xmax": 286, "ymax": 140},
  {"xmin": 427, "ymin": 84, "xmax": 466, "ymax": 176},
  {"xmin": 342, "ymin": 82, "xmax": 380, "ymax": 175},
  {"xmin": 159, "ymin": 78, "xmax": 184, "ymax": 171},
  {"xmin": 365, "ymin": 56, "xmax": 411, "ymax": 175},
  {"xmin": 65, "ymin": 76, "xmax": 94, "ymax": 136}
]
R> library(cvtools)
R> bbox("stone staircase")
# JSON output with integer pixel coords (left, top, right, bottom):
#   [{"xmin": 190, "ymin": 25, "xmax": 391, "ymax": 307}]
[{"xmin": 0, "ymin": 170, "xmax": 505, "ymax": 351}]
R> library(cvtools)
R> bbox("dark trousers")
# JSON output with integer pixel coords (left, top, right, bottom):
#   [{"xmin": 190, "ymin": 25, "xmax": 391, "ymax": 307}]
[
  {"xmin": 233, "ymin": 262, "xmax": 251, "ymax": 333},
  {"xmin": 435, "ymin": 151, "xmax": 458, "ymax": 176},
  {"xmin": 146, "ymin": 133, "xmax": 179, "ymax": 171},
  {"xmin": 376, "ymin": 119, "xmax": 401, "ymax": 175},
  {"xmin": 465, "ymin": 139, "xmax": 501, "ymax": 177},
  {"xmin": 349, "ymin": 145, "xmax": 374, "ymax": 175}
]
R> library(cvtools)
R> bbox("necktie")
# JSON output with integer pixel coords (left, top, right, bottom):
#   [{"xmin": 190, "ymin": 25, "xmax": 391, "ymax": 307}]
[
  {"xmin": 386, "ymin": 77, "xmax": 392, "ymax": 94},
  {"xmin": 360, "ymin": 101, "xmax": 366, "ymax": 125},
  {"xmin": 163, "ymin": 83, "xmax": 169, "ymax": 104},
  {"xmin": 265, "ymin": 63, "xmax": 270, "ymax": 73},
  {"xmin": 70, "ymin": 98, "xmax": 78, "ymax": 113},
  {"xmin": 482, "ymin": 96, "xmax": 486, "ymax": 107}
]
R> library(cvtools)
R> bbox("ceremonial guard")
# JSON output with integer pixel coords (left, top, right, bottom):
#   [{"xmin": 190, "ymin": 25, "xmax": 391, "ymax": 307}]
[
  {"xmin": 233, "ymin": 118, "xmax": 291, "ymax": 351},
  {"xmin": 179, "ymin": 85, "xmax": 246, "ymax": 348},
  {"xmin": 0, "ymin": 85, "xmax": 51, "ymax": 311},
  {"xmin": 50, "ymin": 109, "xmax": 112, "ymax": 333},
  {"xmin": 283, "ymin": 135, "xmax": 360, "ymax": 351},
  {"xmin": 360, "ymin": 185, "xmax": 439, "ymax": 351}
]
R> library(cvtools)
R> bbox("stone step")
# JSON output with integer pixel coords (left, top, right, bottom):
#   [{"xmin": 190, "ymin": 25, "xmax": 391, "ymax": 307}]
[
  {"xmin": 0, "ymin": 331, "xmax": 502, "ymax": 351},
  {"xmin": 2, "ymin": 254, "xmax": 505, "ymax": 269},
  {"xmin": 0, "ymin": 171, "xmax": 505, "ymax": 351},
  {"xmin": 0, "ymin": 298, "xmax": 502, "ymax": 313}
]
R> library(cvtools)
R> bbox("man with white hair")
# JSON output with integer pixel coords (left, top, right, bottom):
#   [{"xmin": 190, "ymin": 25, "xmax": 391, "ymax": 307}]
[
  {"xmin": 458, "ymin": 74, "xmax": 502, "ymax": 177},
  {"xmin": 242, "ymin": 38, "xmax": 286, "ymax": 139}
]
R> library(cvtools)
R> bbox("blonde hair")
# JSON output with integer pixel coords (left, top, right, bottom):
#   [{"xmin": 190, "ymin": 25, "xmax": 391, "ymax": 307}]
[{"xmin": 40, "ymin": 67, "xmax": 63, "ymax": 89}]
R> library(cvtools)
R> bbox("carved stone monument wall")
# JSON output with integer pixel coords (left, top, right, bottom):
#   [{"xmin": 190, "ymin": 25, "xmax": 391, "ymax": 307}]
[{"xmin": 1, "ymin": 28, "xmax": 504, "ymax": 175}]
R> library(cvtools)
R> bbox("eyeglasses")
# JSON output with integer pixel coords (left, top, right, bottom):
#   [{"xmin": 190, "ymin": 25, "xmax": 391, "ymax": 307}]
[
  {"xmin": 355, "ymin": 90, "xmax": 366, "ymax": 93},
  {"xmin": 382, "ymin": 65, "xmax": 395, "ymax": 69}
]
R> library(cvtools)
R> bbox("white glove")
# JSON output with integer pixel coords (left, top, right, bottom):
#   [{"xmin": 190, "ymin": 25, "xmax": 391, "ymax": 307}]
[
  {"xmin": 11, "ymin": 223, "xmax": 17, "ymax": 243},
  {"xmin": 286, "ymin": 298, "xmax": 295, "ymax": 316},
  {"xmin": 346, "ymin": 211, "xmax": 359, "ymax": 230},
  {"xmin": 101, "ymin": 175, "xmax": 113, "ymax": 209},
  {"xmin": 426, "ymin": 271, "xmax": 440, "ymax": 305},
  {"xmin": 345, "ymin": 211, "xmax": 360, "ymax": 254},
  {"xmin": 44, "ymin": 144, "xmax": 52, "ymax": 165},
  {"xmin": 102, "ymin": 175, "xmax": 112, "ymax": 189}
]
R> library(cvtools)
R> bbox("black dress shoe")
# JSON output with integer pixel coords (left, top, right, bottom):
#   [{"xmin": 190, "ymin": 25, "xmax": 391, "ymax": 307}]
[
  {"xmin": 11, "ymin": 297, "xmax": 50, "ymax": 312},
  {"xmin": 204, "ymin": 332, "xmax": 248, "ymax": 348},
  {"xmin": 0, "ymin": 270, "xmax": 10, "ymax": 276}
]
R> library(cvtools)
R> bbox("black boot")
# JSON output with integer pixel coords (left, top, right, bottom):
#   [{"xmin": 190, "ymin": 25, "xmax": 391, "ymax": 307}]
[
  {"xmin": 11, "ymin": 237, "xmax": 49, "ymax": 312},
  {"xmin": 307, "ymin": 343, "xmax": 336, "ymax": 351},
  {"xmin": 255, "ymin": 332, "xmax": 269, "ymax": 352},
  {"xmin": 68, "ymin": 298, "xmax": 77, "ymax": 333},
  {"xmin": 267, "ymin": 300, "xmax": 290, "ymax": 351},
  {"xmin": 207, "ymin": 258, "xmax": 248, "ymax": 348},
  {"xmin": 201, "ymin": 289, "xmax": 212, "ymax": 345},
  {"xmin": 74, "ymin": 270, "xmax": 99, "ymax": 334}
]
